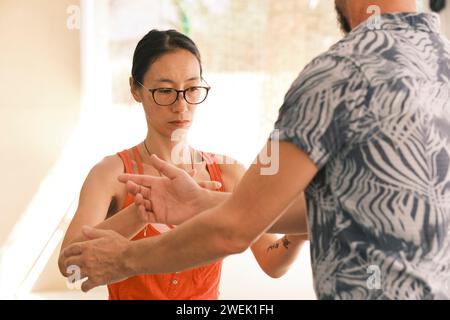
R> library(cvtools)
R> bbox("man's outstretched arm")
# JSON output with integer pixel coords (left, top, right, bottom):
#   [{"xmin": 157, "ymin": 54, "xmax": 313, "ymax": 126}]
[
  {"xmin": 62, "ymin": 141, "xmax": 317, "ymax": 291},
  {"xmin": 122, "ymin": 156, "xmax": 310, "ymax": 235},
  {"xmin": 129, "ymin": 141, "xmax": 317, "ymax": 275}
]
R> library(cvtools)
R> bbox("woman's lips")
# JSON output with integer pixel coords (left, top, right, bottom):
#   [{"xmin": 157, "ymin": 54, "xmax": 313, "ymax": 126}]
[{"xmin": 169, "ymin": 120, "xmax": 191, "ymax": 127}]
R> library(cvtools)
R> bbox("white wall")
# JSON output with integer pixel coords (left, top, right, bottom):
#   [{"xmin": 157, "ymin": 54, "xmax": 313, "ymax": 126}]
[
  {"xmin": 0, "ymin": 0, "xmax": 81, "ymax": 296},
  {"xmin": 0, "ymin": 0, "xmax": 80, "ymax": 244}
]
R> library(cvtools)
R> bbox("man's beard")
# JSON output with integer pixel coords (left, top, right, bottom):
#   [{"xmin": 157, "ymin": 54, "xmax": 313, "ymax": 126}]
[{"xmin": 335, "ymin": 4, "xmax": 352, "ymax": 35}]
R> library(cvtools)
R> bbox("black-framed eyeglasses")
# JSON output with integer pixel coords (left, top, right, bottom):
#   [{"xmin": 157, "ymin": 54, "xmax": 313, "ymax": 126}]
[{"xmin": 136, "ymin": 80, "xmax": 211, "ymax": 106}]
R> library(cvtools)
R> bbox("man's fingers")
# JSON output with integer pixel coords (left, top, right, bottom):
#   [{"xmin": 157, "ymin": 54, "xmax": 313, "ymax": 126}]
[
  {"xmin": 149, "ymin": 154, "xmax": 185, "ymax": 180},
  {"xmin": 126, "ymin": 180, "xmax": 141, "ymax": 195},
  {"xmin": 64, "ymin": 256, "xmax": 83, "ymax": 272},
  {"xmin": 136, "ymin": 193, "xmax": 153, "ymax": 215},
  {"xmin": 135, "ymin": 192, "xmax": 144, "ymax": 207},
  {"xmin": 81, "ymin": 278, "xmax": 98, "ymax": 293},
  {"xmin": 66, "ymin": 267, "xmax": 88, "ymax": 282},
  {"xmin": 118, "ymin": 174, "xmax": 157, "ymax": 188},
  {"xmin": 82, "ymin": 226, "xmax": 111, "ymax": 240},
  {"xmin": 138, "ymin": 204, "xmax": 156, "ymax": 223},
  {"xmin": 140, "ymin": 186, "xmax": 151, "ymax": 199},
  {"xmin": 198, "ymin": 181, "xmax": 222, "ymax": 190},
  {"xmin": 63, "ymin": 243, "xmax": 83, "ymax": 258},
  {"xmin": 135, "ymin": 192, "xmax": 152, "ymax": 211},
  {"xmin": 134, "ymin": 193, "xmax": 154, "ymax": 222},
  {"xmin": 134, "ymin": 193, "xmax": 153, "ymax": 212},
  {"xmin": 187, "ymin": 169, "xmax": 197, "ymax": 177},
  {"xmin": 80, "ymin": 270, "xmax": 88, "ymax": 280},
  {"xmin": 143, "ymin": 199, "xmax": 152, "ymax": 211}
]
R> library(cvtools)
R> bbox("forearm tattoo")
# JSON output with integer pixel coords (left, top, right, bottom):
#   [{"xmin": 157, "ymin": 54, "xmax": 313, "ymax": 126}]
[
  {"xmin": 267, "ymin": 236, "xmax": 291, "ymax": 252},
  {"xmin": 282, "ymin": 236, "xmax": 291, "ymax": 249}
]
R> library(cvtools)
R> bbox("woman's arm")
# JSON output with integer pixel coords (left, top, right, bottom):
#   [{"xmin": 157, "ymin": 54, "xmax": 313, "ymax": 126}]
[
  {"xmin": 219, "ymin": 158, "xmax": 308, "ymax": 278},
  {"xmin": 250, "ymin": 233, "xmax": 308, "ymax": 278},
  {"xmin": 266, "ymin": 193, "xmax": 308, "ymax": 235},
  {"xmin": 58, "ymin": 156, "xmax": 147, "ymax": 276}
]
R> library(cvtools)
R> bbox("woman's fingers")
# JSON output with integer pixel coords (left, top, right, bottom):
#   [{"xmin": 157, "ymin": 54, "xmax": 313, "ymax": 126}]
[{"xmin": 198, "ymin": 181, "xmax": 222, "ymax": 190}]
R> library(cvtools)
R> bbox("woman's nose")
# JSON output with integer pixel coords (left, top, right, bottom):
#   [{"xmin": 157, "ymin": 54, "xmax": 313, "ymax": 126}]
[{"xmin": 171, "ymin": 92, "xmax": 189, "ymax": 113}]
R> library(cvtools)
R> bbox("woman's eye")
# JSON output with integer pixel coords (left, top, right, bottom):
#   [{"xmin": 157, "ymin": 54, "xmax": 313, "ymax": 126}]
[
  {"xmin": 188, "ymin": 87, "xmax": 200, "ymax": 92},
  {"xmin": 157, "ymin": 88, "xmax": 173, "ymax": 95}
]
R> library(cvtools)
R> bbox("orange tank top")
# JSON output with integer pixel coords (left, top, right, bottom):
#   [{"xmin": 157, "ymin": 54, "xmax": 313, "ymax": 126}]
[{"xmin": 107, "ymin": 146, "xmax": 226, "ymax": 300}]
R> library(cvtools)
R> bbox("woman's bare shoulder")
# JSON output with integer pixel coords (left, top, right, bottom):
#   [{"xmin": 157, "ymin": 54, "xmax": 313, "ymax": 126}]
[{"xmin": 86, "ymin": 154, "xmax": 124, "ymax": 186}]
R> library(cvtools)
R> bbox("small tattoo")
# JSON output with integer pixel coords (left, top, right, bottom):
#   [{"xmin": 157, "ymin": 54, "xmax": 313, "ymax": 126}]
[
  {"xmin": 282, "ymin": 237, "xmax": 291, "ymax": 249},
  {"xmin": 267, "ymin": 243, "xmax": 280, "ymax": 252},
  {"xmin": 267, "ymin": 237, "xmax": 292, "ymax": 252}
]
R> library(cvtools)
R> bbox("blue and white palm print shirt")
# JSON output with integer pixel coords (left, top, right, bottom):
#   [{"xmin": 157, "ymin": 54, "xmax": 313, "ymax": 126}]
[{"xmin": 273, "ymin": 13, "xmax": 450, "ymax": 299}]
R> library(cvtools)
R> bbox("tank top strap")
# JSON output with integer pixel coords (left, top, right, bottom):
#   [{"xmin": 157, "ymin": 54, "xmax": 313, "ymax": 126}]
[
  {"xmin": 132, "ymin": 146, "xmax": 145, "ymax": 174},
  {"xmin": 117, "ymin": 149, "xmax": 134, "ymax": 175},
  {"xmin": 117, "ymin": 149, "xmax": 136, "ymax": 209},
  {"xmin": 201, "ymin": 152, "xmax": 225, "ymax": 192}
]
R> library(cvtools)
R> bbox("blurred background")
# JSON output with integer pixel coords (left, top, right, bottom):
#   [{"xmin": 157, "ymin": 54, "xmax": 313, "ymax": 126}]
[{"xmin": 0, "ymin": 0, "xmax": 446, "ymax": 300}]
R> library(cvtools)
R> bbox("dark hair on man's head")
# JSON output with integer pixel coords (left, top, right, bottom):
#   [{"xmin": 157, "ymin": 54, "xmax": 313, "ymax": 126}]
[
  {"xmin": 430, "ymin": 0, "xmax": 446, "ymax": 13},
  {"xmin": 131, "ymin": 29, "xmax": 202, "ymax": 85}
]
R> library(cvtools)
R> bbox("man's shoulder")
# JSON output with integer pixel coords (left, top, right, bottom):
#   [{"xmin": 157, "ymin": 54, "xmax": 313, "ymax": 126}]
[
  {"xmin": 305, "ymin": 31, "xmax": 373, "ymax": 72},
  {"xmin": 288, "ymin": 49, "xmax": 366, "ymax": 98}
]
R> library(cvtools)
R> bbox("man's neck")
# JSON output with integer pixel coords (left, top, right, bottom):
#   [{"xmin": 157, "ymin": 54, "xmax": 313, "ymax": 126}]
[{"xmin": 348, "ymin": 0, "xmax": 418, "ymax": 30}]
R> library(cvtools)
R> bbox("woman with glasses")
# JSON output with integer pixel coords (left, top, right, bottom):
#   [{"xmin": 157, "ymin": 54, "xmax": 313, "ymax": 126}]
[{"xmin": 58, "ymin": 29, "xmax": 307, "ymax": 300}]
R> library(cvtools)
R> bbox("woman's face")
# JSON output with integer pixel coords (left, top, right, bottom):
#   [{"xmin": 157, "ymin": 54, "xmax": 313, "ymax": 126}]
[{"xmin": 133, "ymin": 49, "xmax": 203, "ymax": 138}]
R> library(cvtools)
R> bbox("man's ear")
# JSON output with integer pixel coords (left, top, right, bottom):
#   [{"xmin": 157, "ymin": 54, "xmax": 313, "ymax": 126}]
[{"xmin": 130, "ymin": 77, "xmax": 143, "ymax": 103}]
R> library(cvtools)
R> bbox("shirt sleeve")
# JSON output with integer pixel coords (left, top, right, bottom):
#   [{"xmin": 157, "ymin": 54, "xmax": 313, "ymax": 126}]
[{"xmin": 271, "ymin": 54, "xmax": 370, "ymax": 170}]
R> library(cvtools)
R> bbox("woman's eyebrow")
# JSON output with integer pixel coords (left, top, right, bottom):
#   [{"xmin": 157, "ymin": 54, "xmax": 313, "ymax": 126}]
[
  {"xmin": 155, "ymin": 78, "xmax": 175, "ymax": 84},
  {"xmin": 155, "ymin": 77, "xmax": 200, "ymax": 84}
]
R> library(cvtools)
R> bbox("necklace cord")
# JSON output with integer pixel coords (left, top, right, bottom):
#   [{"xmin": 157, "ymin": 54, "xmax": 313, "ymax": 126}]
[{"xmin": 143, "ymin": 140, "xmax": 194, "ymax": 172}]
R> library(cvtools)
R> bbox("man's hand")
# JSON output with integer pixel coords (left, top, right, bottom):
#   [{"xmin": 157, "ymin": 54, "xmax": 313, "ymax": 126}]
[
  {"xmin": 118, "ymin": 154, "xmax": 222, "ymax": 225},
  {"xmin": 61, "ymin": 226, "xmax": 135, "ymax": 292}
]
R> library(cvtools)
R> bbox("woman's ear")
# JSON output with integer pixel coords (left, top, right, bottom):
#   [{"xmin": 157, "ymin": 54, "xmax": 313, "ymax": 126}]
[{"xmin": 130, "ymin": 77, "xmax": 143, "ymax": 103}]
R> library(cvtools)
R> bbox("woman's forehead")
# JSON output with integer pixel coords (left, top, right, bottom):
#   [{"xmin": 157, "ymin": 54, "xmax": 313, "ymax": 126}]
[{"xmin": 146, "ymin": 50, "xmax": 201, "ymax": 83}]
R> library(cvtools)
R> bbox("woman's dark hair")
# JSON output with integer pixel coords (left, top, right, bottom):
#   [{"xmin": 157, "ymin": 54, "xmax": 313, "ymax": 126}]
[{"xmin": 131, "ymin": 29, "xmax": 202, "ymax": 85}]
